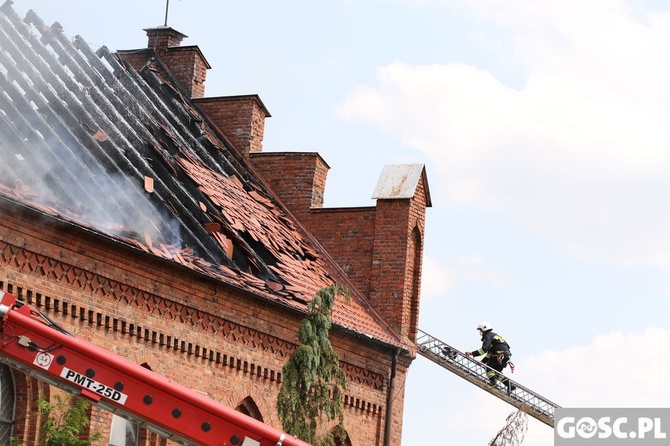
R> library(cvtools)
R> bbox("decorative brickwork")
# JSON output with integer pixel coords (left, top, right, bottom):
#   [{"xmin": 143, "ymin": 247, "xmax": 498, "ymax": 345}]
[{"xmin": 0, "ymin": 241, "xmax": 386, "ymax": 396}]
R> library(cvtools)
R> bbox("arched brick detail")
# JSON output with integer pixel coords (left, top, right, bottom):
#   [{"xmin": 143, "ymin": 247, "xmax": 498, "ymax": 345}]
[
  {"xmin": 234, "ymin": 396, "xmax": 263, "ymax": 422},
  {"xmin": 9, "ymin": 372, "xmax": 48, "ymax": 445}
]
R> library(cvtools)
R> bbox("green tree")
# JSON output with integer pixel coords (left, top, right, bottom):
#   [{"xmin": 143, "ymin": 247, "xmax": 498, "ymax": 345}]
[
  {"xmin": 277, "ymin": 284, "xmax": 349, "ymax": 446},
  {"xmin": 37, "ymin": 395, "xmax": 101, "ymax": 446}
]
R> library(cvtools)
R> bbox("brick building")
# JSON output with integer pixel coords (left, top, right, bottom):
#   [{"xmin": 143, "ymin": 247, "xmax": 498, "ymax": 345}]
[{"xmin": 0, "ymin": 3, "xmax": 430, "ymax": 446}]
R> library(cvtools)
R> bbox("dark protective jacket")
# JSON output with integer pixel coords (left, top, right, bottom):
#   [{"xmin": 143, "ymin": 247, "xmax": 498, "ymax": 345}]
[{"xmin": 471, "ymin": 330, "xmax": 511, "ymax": 358}]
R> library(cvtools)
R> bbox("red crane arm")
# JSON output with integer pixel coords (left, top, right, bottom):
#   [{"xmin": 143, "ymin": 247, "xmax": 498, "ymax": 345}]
[{"xmin": 0, "ymin": 291, "xmax": 310, "ymax": 446}]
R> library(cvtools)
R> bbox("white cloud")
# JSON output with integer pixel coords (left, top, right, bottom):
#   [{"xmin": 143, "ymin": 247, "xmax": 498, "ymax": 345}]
[
  {"xmin": 420, "ymin": 254, "xmax": 513, "ymax": 301},
  {"xmin": 336, "ymin": 1, "xmax": 670, "ymax": 270},
  {"xmin": 522, "ymin": 328, "xmax": 670, "ymax": 408},
  {"xmin": 420, "ymin": 255, "xmax": 456, "ymax": 297}
]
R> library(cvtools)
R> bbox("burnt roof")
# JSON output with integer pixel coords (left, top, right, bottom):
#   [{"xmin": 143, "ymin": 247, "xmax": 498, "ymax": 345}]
[{"xmin": 0, "ymin": 2, "xmax": 406, "ymax": 349}]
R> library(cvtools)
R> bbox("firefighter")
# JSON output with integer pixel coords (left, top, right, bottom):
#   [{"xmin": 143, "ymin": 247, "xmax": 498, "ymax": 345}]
[{"xmin": 465, "ymin": 322, "xmax": 516, "ymax": 391}]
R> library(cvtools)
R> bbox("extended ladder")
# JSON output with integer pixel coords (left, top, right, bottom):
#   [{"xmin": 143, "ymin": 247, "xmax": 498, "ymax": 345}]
[{"xmin": 416, "ymin": 329, "xmax": 559, "ymax": 427}]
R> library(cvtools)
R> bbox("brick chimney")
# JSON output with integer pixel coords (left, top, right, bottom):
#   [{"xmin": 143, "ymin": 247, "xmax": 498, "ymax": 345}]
[
  {"xmin": 249, "ymin": 152, "xmax": 329, "ymax": 221},
  {"xmin": 118, "ymin": 28, "xmax": 272, "ymax": 155},
  {"xmin": 142, "ymin": 27, "xmax": 211, "ymax": 99},
  {"xmin": 196, "ymin": 95, "xmax": 271, "ymax": 157},
  {"xmin": 367, "ymin": 165, "xmax": 431, "ymax": 340}
]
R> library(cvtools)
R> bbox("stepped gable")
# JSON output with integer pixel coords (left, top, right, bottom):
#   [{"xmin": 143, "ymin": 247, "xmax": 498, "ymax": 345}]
[{"xmin": 0, "ymin": 3, "xmax": 405, "ymax": 349}]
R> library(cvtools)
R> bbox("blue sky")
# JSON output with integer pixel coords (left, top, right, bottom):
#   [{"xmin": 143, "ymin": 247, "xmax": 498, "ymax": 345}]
[{"xmin": 12, "ymin": 1, "xmax": 670, "ymax": 444}]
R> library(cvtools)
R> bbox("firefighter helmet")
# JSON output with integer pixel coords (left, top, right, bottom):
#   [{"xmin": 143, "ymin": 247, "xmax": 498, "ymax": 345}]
[{"xmin": 477, "ymin": 322, "xmax": 492, "ymax": 332}]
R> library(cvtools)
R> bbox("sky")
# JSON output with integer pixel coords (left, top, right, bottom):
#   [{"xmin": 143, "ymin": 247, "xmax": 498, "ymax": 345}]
[{"xmin": 10, "ymin": 0, "xmax": 670, "ymax": 444}]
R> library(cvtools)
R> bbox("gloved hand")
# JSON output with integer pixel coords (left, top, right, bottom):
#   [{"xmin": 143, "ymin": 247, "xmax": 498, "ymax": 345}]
[{"xmin": 465, "ymin": 351, "xmax": 472, "ymax": 357}]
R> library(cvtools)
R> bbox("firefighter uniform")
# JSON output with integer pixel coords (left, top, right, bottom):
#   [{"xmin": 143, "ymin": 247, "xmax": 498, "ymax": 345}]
[{"xmin": 468, "ymin": 323, "xmax": 514, "ymax": 389}]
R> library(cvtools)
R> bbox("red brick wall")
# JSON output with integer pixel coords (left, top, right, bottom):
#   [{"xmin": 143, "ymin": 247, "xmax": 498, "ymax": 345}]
[
  {"xmin": 196, "ymin": 96, "xmax": 270, "ymax": 157},
  {"xmin": 250, "ymin": 152, "xmax": 329, "ymax": 217},
  {"xmin": 302, "ymin": 207, "xmax": 376, "ymax": 301},
  {"xmin": 117, "ymin": 51, "xmax": 151, "ymax": 72},
  {"xmin": 0, "ymin": 202, "xmax": 403, "ymax": 445}
]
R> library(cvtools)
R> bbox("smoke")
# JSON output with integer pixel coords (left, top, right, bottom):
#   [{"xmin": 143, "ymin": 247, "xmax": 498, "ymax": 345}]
[{"xmin": 1, "ymin": 137, "xmax": 183, "ymax": 250}]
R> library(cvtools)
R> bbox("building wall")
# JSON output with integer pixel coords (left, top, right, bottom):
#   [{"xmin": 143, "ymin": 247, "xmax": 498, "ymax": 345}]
[
  {"xmin": 0, "ymin": 203, "xmax": 402, "ymax": 445},
  {"xmin": 302, "ymin": 207, "xmax": 377, "ymax": 301}
]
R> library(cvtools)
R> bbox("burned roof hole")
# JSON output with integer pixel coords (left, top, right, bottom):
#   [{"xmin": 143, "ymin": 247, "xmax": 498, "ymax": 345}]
[
  {"xmin": 239, "ymin": 232, "xmax": 277, "ymax": 266},
  {"xmin": 42, "ymin": 45, "xmax": 60, "ymax": 65},
  {"xmin": 25, "ymin": 22, "xmax": 42, "ymax": 40},
  {"xmin": 97, "ymin": 56, "xmax": 114, "ymax": 75},
  {"xmin": 21, "ymin": 72, "xmax": 35, "ymax": 89},
  {"xmin": 2, "ymin": 52, "xmax": 17, "ymax": 70},
  {"xmin": 60, "ymin": 64, "xmax": 80, "ymax": 86},
  {"xmin": 37, "ymin": 91, "xmax": 49, "ymax": 106},
  {"xmin": 11, "ymin": 80, "xmax": 26, "ymax": 96}
]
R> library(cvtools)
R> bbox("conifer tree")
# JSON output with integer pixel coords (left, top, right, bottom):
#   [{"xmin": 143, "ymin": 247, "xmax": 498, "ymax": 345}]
[{"xmin": 277, "ymin": 284, "xmax": 348, "ymax": 446}]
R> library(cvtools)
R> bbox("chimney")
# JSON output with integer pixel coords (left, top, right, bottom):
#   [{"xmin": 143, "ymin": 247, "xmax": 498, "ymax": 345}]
[
  {"xmin": 368, "ymin": 165, "xmax": 431, "ymax": 340},
  {"xmin": 146, "ymin": 26, "xmax": 186, "ymax": 50},
  {"xmin": 195, "ymin": 95, "xmax": 271, "ymax": 157},
  {"xmin": 142, "ymin": 27, "xmax": 211, "ymax": 99},
  {"xmin": 249, "ymin": 152, "xmax": 329, "ymax": 221}
]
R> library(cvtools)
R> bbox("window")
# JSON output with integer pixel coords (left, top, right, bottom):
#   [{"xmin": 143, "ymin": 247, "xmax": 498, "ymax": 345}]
[
  {"xmin": 0, "ymin": 364, "xmax": 15, "ymax": 444},
  {"xmin": 109, "ymin": 415, "xmax": 138, "ymax": 446},
  {"xmin": 235, "ymin": 397, "xmax": 263, "ymax": 422}
]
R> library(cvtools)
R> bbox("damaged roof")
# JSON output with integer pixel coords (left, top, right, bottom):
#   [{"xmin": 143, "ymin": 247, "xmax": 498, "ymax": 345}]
[{"xmin": 0, "ymin": 3, "xmax": 406, "ymax": 349}]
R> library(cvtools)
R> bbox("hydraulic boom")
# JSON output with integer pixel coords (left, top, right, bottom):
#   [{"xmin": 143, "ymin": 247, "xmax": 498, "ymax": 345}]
[{"xmin": 0, "ymin": 291, "xmax": 309, "ymax": 446}]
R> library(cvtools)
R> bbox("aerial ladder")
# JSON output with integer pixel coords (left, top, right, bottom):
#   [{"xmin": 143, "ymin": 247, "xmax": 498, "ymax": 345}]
[
  {"xmin": 416, "ymin": 328, "xmax": 559, "ymax": 427},
  {"xmin": 0, "ymin": 290, "xmax": 309, "ymax": 446}
]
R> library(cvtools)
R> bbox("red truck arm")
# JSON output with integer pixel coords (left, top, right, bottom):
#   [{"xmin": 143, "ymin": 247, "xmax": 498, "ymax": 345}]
[{"xmin": 0, "ymin": 290, "xmax": 310, "ymax": 446}]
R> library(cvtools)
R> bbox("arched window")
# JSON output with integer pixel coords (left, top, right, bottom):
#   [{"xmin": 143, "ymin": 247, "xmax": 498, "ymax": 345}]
[
  {"xmin": 332, "ymin": 425, "xmax": 352, "ymax": 446},
  {"xmin": 408, "ymin": 225, "xmax": 423, "ymax": 341},
  {"xmin": 235, "ymin": 397, "xmax": 263, "ymax": 422},
  {"xmin": 0, "ymin": 364, "xmax": 15, "ymax": 444}
]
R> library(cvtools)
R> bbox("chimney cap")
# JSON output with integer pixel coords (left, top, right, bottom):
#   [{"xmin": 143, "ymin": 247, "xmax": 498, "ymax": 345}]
[
  {"xmin": 372, "ymin": 164, "xmax": 432, "ymax": 206},
  {"xmin": 143, "ymin": 26, "xmax": 188, "ymax": 40}
]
